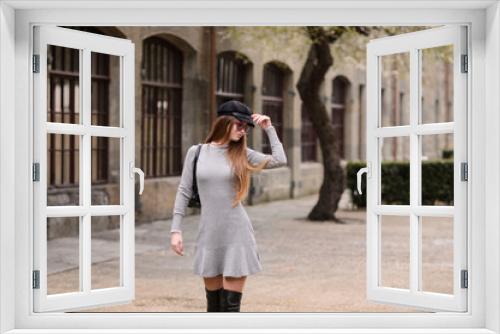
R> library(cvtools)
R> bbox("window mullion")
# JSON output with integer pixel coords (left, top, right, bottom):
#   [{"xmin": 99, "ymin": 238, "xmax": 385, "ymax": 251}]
[
  {"xmin": 409, "ymin": 47, "xmax": 420, "ymax": 294},
  {"xmin": 81, "ymin": 48, "xmax": 91, "ymax": 293}
]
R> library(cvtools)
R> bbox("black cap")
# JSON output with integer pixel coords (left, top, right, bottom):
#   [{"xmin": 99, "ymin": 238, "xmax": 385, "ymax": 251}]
[{"xmin": 217, "ymin": 100, "xmax": 255, "ymax": 127}]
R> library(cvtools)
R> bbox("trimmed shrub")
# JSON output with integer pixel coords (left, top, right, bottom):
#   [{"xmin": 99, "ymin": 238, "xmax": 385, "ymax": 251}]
[{"xmin": 442, "ymin": 149, "xmax": 454, "ymax": 159}]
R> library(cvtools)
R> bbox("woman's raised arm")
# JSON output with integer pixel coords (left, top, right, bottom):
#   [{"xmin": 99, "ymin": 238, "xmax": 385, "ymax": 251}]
[{"xmin": 247, "ymin": 125, "xmax": 287, "ymax": 169}]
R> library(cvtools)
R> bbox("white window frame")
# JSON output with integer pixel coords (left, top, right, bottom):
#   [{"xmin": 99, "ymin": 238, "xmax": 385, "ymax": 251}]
[
  {"xmin": 0, "ymin": 1, "xmax": 499, "ymax": 333},
  {"xmin": 365, "ymin": 25, "xmax": 468, "ymax": 312},
  {"xmin": 32, "ymin": 25, "xmax": 137, "ymax": 313}
]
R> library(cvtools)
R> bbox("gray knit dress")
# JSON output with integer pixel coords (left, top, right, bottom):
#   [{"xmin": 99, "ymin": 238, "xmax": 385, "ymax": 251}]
[{"xmin": 170, "ymin": 125, "xmax": 287, "ymax": 278}]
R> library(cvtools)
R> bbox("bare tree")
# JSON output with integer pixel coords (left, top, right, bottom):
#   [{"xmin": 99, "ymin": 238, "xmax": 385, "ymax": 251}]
[{"xmin": 297, "ymin": 27, "xmax": 370, "ymax": 223}]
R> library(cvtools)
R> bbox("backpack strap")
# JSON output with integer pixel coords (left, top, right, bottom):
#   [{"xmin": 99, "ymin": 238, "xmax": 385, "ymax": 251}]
[{"xmin": 192, "ymin": 144, "xmax": 202, "ymax": 192}]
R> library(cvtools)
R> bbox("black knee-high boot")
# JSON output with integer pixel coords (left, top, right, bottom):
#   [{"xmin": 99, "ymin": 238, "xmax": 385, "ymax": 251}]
[
  {"xmin": 220, "ymin": 288, "xmax": 243, "ymax": 312},
  {"xmin": 205, "ymin": 287, "xmax": 223, "ymax": 312}
]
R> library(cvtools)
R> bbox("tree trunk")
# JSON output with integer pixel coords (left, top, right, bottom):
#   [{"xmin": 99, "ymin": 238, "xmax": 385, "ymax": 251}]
[{"xmin": 296, "ymin": 27, "xmax": 345, "ymax": 223}]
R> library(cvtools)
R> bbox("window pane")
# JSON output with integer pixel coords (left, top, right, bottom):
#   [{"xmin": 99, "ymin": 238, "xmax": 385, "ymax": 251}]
[
  {"xmin": 380, "ymin": 137, "xmax": 410, "ymax": 205},
  {"xmin": 91, "ymin": 216, "xmax": 121, "ymax": 289},
  {"xmin": 91, "ymin": 137, "xmax": 121, "ymax": 205},
  {"xmin": 91, "ymin": 52, "xmax": 121, "ymax": 127},
  {"xmin": 420, "ymin": 45, "xmax": 454, "ymax": 124},
  {"xmin": 47, "ymin": 45, "xmax": 80, "ymax": 124},
  {"xmin": 47, "ymin": 133, "xmax": 80, "ymax": 206},
  {"xmin": 421, "ymin": 133, "xmax": 454, "ymax": 205},
  {"xmin": 421, "ymin": 216, "xmax": 454, "ymax": 294},
  {"xmin": 379, "ymin": 52, "xmax": 410, "ymax": 127},
  {"xmin": 47, "ymin": 217, "xmax": 80, "ymax": 294},
  {"xmin": 380, "ymin": 215, "xmax": 410, "ymax": 289}
]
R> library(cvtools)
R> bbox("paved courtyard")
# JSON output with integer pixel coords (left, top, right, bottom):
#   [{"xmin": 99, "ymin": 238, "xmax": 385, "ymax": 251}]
[{"xmin": 47, "ymin": 194, "xmax": 453, "ymax": 313}]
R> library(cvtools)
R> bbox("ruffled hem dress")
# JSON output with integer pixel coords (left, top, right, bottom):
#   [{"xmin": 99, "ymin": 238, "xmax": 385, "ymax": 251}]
[{"xmin": 170, "ymin": 125, "xmax": 287, "ymax": 278}]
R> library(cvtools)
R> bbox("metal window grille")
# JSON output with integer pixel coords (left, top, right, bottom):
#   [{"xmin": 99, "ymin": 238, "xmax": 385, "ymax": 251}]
[
  {"xmin": 331, "ymin": 76, "xmax": 348, "ymax": 159},
  {"xmin": 216, "ymin": 51, "xmax": 248, "ymax": 106},
  {"xmin": 141, "ymin": 36, "xmax": 183, "ymax": 177},
  {"xmin": 261, "ymin": 63, "xmax": 284, "ymax": 155}
]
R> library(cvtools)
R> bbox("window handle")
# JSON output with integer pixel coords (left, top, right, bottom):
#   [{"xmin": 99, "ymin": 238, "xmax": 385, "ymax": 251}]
[
  {"xmin": 129, "ymin": 162, "xmax": 145, "ymax": 195},
  {"xmin": 356, "ymin": 162, "xmax": 371, "ymax": 195}
]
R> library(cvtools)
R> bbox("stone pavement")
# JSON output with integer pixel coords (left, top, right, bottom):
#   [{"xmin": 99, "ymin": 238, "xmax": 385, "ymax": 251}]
[{"xmin": 48, "ymin": 194, "xmax": 452, "ymax": 313}]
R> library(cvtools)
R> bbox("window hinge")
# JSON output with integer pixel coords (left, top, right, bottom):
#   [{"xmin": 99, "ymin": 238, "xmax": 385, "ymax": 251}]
[
  {"xmin": 461, "ymin": 162, "xmax": 468, "ymax": 181},
  {"xmin": 461, "ymin": 269, "xmax": 468, "ymax": 289},
  {"xmin": 32, "ymin": 270, "xmax": 40, "ymax": 289},
  {"xmin": 32, "ymin": 54, "xmax": 40, "ymax": 73},
  {"xmin": 33, "ymin": 163, "xmax": 40, "ymax": 182},
  {"xmin": 461, "ymin": 54, "xmax": 468, "ymax": 73}
]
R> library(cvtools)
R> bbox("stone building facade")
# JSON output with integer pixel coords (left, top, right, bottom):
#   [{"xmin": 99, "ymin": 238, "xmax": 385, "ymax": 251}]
[{"xmin": 46, "ymin": 26, "xmax": 453, "ymax": 238}]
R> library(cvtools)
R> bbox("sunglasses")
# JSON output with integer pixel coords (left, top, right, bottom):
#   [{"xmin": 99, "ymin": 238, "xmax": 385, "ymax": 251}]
[{"xmin": 235, "ymin": 121, "xmax": 249, "ymax": 133}]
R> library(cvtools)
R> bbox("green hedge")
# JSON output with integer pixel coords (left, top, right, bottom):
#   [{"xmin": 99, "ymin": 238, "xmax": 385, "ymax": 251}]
[{"xmin": 346, "ymin": 160, "xmax": 454, "ymax": 208}]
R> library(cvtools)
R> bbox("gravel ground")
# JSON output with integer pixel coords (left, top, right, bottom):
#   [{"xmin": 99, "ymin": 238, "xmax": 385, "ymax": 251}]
[{"xmin": 47, "ymin": 194, "xmax": 453, "ymax": 313}]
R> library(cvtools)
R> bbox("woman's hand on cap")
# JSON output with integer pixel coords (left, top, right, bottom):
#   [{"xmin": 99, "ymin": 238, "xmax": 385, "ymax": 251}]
[{"xmin": 251, "ymin": 113, "xmax": 271, "ymax": 129}]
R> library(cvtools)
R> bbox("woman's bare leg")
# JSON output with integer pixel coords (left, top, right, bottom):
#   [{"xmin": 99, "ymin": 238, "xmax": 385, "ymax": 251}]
[
  {"xmin": 223, "ymin": 276, "xmax": 247, "ymax": 292},
  {"xmin": 203, "ymin": 274, "xmax": 223, "ymax": 290}
]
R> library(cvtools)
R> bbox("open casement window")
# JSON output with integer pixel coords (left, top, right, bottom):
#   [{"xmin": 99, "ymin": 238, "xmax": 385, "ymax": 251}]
[
  {"xmin": 33, "ymin": 26, "xmax": 142, "ymax": 312},
  {"xmin": 359, "ymin": 25, "xmax": 468, "ymax": 312}
]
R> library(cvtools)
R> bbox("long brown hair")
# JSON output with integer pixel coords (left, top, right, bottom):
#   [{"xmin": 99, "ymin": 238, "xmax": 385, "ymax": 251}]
[{"xmin": 204, "ymin": 115, "xmax": 269, "ymax": 207}]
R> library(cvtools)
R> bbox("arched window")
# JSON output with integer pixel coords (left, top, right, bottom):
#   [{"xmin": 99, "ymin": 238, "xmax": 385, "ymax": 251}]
[
  {"xmin": 261, "ymin": 63, "xmax": 285, "ymax": 154},
  {"xmin": 216, "ymin": 51, "xmax": 249, "ymax": 106},
  {"xmin": 141, "ymin": 36, "xmax": 183, "ymax": 177},
  {"xmin": 331, "ymin": 76, "xmax": 350, "ymax": 159},
  {"xmin": 301, "ymin": 104, "xmax": 318, "ymax": 162},
  {"xmin": 47, "ymin": 27, "xmax": 115, "ymax": 188}
]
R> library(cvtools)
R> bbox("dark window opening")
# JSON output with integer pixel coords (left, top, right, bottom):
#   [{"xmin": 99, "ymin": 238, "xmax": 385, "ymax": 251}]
[
  {"xmin": 141, "ymin": 36, "xmax": 183, "ymax": 177},
  {"xmin": 261, "ymin": 63, "xmax": 285, "ymax": 155}
]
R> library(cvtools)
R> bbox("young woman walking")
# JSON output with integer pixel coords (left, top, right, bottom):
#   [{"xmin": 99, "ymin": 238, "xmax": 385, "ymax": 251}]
[{"xmin": 169, "ymin": 100, "xmax": 287, "ymax": 312}]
